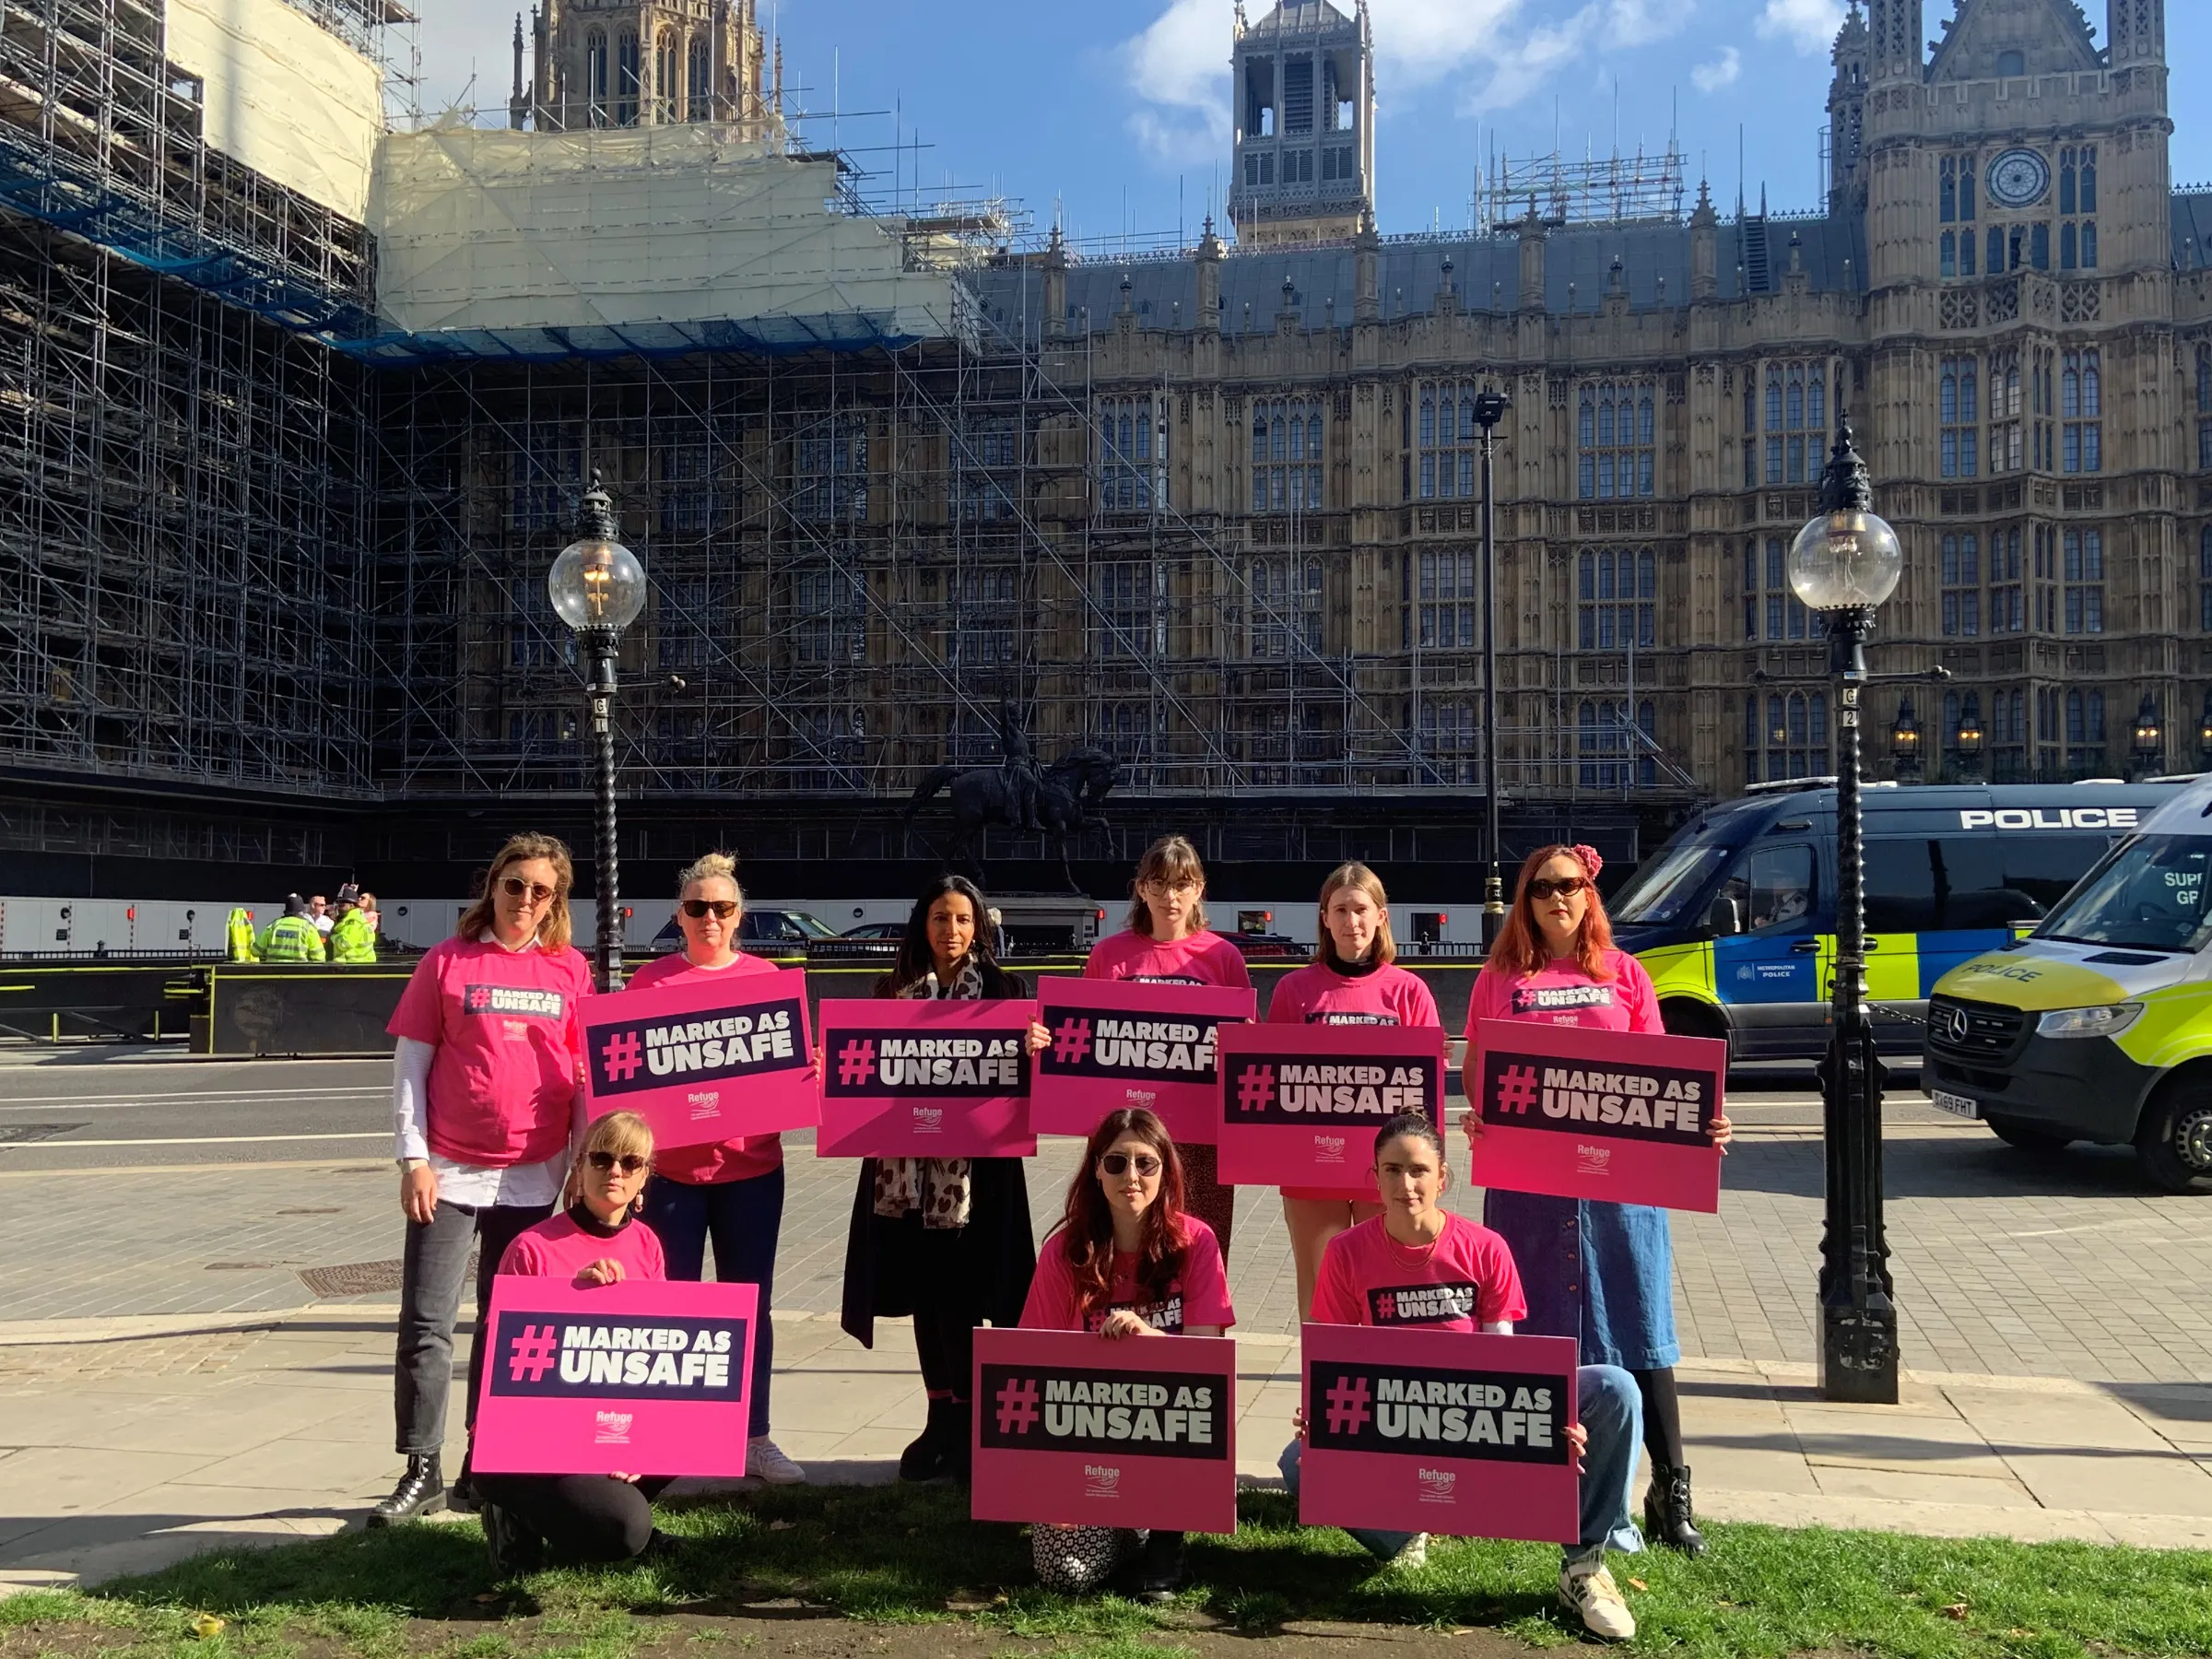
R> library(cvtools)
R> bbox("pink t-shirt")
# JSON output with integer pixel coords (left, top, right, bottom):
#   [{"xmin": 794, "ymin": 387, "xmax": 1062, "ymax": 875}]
[
  {"xmin": 1085, "ymin": 929, "xmax": 1253, "ymax": 990},
  {"xmin": 1020, "ymin": 1216, "xmax": 1234, "ymax": 1334},
  {"xmin": 1268, "ymin": 960, "xmax": 1441, "ymax": 1200},
  {"xmin": 388, "ymin": 936, "xmax": 592, "ymax": 1168},
  {"xmin": 498, "ymin": 1207, "xmax": 668, "ymax": 1285},
  {"xmin": 1310, "ymin": 1212, "xmax": 1528, "ymax": 1332},
  {"xmin": 623, "ymin": 950, "xmax": 787, "ymax": 1183},
  {"xmin": 1463, "ymin": 949, "xmax": 1663, "ymax": 1044}
]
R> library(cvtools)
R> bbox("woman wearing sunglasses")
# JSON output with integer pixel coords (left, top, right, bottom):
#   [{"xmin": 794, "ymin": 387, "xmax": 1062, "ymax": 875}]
[
  {"xmin": 1019, "ymin": 1108, "xmax": 1231, "ymax": 1600},
  {"xmin": 374, "ymin": 834, "xmax": 594, "ymax": 1526},
  {"xmin": 1084, "ymin": 835, "xmax": 1250, "ymax": 1264},
  {"xmin": 626, "ymin": 853, "xmax": 806, "ymax": 1487},
  {"xmin": 1462, "ymin": 845, "xmax": 1732, "ymax": 1558},
  {"xmin": 841, "ymin": 874, "xmax": 1051, "ymax": 1485},
  {"xmin": 1266, "ymin": 862, "xmax": 1441, "ymax": 1321},
  {"xmin": 475, "ymin": 1110, "xmax": 677, "ymax": 1574}
]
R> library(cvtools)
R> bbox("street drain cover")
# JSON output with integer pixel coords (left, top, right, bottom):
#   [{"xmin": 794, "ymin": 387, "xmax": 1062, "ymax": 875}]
[
  {"xmin": 0, "ymin": 1124, "xmax": 84, "ymax": 1145},
  {"xmin": 298, "ymin": 1260, "xmax": 405, "ymax": 1297}
]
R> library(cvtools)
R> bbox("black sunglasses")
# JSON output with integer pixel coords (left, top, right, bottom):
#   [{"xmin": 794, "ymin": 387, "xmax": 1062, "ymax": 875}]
[
  {"xmin": 1527, "ymin": 877, "xmax": 1591, "ymax": 901},
  {"xmin": 681, "ymin": 899, "xmax": 738, "ymax": 919},
  {"xmin": 500, "ymin": 875, "xmax": 557, "ymax": 904},
  {"xmin": 1100, "ymin": 1151, "xmax": 1162, "ymax": 1177},
  {"xmin": 587, "ymin": 1150, "xmax": 649, "ymax": 1174}
]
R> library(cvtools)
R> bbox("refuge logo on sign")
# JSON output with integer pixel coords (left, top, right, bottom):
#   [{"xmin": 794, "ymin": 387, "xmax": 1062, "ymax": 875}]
[{"xmin": 487, "ymin": 1312, "xmax": 749, "ymax": 1404}]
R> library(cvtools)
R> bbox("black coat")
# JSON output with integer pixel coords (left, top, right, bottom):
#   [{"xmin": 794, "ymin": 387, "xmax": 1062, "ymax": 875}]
[{"xmin": 838, "ymin": 961, "xmax": 1039, "ymax": 1348}]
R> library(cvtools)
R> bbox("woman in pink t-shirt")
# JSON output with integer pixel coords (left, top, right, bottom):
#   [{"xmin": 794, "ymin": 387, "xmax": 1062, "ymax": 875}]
[
  {"xmin": 629, "ymin": 852, "xmax": 807, "ymax": 1488},
  {"xmin": 1267, "ymin": 863, "xmax": 1442, "ymax": 1321},
  {"xmin": 1083, "ymin": 835, "xmax": 1252, "ymax": 1263},
  {"xmin": 1463, "ymin": 844, "xmax": 1731, "ymax": 1559},
  {"xmin": 1021, "ymin": 1108, "xmax": 1231, "ymax": 1602},
  {"xmin": 475, "ymin": 1110, "xmax": 675, "ymax": 1575}
]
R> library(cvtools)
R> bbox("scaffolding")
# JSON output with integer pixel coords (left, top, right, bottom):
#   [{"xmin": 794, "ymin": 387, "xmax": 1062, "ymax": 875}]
[{"xmin": 1475, "ymin": 140, "xmax": 1688, "ymax": 231}]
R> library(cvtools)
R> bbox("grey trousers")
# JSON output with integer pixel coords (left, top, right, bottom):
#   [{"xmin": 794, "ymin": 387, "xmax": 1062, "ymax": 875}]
[{"xmin": 394, "ymin": 1198, "xmax": 551, "ymax": 1457}]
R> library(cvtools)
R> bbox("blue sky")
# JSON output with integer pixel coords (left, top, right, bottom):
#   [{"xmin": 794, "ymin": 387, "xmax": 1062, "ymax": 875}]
[{"xmin": 417, "ymin": 2, "xmax": 2212, "ymax": 244}]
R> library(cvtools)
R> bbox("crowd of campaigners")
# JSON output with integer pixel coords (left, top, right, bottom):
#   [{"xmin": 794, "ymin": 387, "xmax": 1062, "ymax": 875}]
[{"xmin": 367, "ymin": 830, "xmax": 1731, "ymax": 1641}]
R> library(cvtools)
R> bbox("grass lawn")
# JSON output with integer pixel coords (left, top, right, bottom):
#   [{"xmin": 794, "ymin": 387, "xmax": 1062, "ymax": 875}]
[{"xmin": 4, "ymin": 1486, "xmax": 2208, "ymax": 1659}]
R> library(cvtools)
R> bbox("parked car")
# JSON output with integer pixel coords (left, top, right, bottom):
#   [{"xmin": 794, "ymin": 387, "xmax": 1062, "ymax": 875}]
[{"xmin": 841, "ymin": 922, "xmax": 906, "ymax": 940}]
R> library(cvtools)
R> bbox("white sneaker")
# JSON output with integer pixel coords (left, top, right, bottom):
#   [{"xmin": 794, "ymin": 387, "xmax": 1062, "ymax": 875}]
[
  {"xmin": 747, "ymin": 1436, "xmax": 806, "ymax": 1486},
  {"xmin": 1559, "ymin": 1562, "xmax": 1636, "ymax": 1641},
  {"xmin": 1386, "ymin": 1532, "xmax": 1430, "ymax": 1571}
]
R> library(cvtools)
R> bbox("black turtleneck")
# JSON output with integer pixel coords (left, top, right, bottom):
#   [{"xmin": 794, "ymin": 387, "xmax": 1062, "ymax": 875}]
[
  {"xmin": 1324, "ymin": 949, "xmax": 1385, "ymax": 979},
  {"xmin": 568, "ymin": 1200, "xmax": 633, "ymax": 1239}
]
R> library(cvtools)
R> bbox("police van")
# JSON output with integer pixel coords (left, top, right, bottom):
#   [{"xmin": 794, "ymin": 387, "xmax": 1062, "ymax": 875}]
[
  {"xmin": 1607, "ymin": 782, "xmax": 2169, "ymax": 1063},
  {"xmin": 1924, "ymin": 774, "xmax": 2212, "ymax": 1194}
]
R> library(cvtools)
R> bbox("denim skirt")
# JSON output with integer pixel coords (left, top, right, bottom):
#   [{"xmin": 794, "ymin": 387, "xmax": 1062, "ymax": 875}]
[{"xmin": 1481, "ymin": 1189, "xmax": 1680, "ymax": 1370}]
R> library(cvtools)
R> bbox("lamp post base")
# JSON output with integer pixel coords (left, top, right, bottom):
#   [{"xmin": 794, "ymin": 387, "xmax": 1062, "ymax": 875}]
[{"xmin": 1818, "ymin": 1305, "xmax": 1900, "ymax": 1404}]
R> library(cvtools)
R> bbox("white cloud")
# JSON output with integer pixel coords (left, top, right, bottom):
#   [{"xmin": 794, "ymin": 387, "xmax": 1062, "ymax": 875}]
[
  {"xmin": 1756, "ymin": 0, "xmax": 1847, "ymax": 55},
  {"xmin": 1121, "ymin": 0, "xmax": 1235, "ymax": 165},
  {"xmin": 1691, "ymin": 46, "xmax": 1742, "ymax": 93}
]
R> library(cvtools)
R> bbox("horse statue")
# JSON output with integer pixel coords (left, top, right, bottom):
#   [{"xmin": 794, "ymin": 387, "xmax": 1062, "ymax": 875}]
[{"xmin": 902, "ymin": 747, "xmax": 1120, "ymax": 888}]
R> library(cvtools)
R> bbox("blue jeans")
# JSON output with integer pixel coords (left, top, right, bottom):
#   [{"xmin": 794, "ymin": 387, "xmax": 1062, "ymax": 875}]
[
  {"xmin": 641, "ymin": 1164, "xmax": 783, "ymax": 1438},
  {"xmin": 1278, "ymin": 1362, "xmax": 1644, "ymax": 1570}
]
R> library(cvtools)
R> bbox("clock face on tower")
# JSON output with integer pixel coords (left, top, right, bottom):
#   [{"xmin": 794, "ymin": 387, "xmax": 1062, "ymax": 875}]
[{"xmin": 1987, "ymin": 149, "xmax": 2052, "ymax": 209}]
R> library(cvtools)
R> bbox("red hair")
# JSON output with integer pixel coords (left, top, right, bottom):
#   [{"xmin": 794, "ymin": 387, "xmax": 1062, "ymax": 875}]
[
  {"xmin": 1048, "ymin": 1109, "xmax": 1190, "ymax": 1324},
  {"xmin": 1486, "ymin": 843, "xmax": 1618, "ymax": 982}
]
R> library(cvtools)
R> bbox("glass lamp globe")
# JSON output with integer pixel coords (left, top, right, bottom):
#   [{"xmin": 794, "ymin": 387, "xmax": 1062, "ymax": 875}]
[
  {"xmin": 547, "ymin": 534, "xmax": 647, "ymax": 632},
  {"xmin": 1786, "ymin": 508, "xmax": 1904, "ymax": 611}
]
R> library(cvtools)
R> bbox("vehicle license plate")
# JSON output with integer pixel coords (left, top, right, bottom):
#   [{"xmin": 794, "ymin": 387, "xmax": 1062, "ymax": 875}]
[{"xmin": 1930, "ymin": 1089, "xmax": 1980, "ymax": 1120}]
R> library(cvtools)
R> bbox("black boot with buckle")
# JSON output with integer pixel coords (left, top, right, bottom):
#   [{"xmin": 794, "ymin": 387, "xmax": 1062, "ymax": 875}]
[
  {"xmin": 1644, "ymin": 1463, "xmax": 1705, "ymax": 1556},
  {"xmin": 368, "ymin": 1453, "xmax": 445, "ymax": 1526}
]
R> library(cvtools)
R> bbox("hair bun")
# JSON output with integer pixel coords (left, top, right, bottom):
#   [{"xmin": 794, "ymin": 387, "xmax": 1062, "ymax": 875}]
[{"xmin": 1571, "ymin": 844, "xmax": 1605, "ymax": 879}]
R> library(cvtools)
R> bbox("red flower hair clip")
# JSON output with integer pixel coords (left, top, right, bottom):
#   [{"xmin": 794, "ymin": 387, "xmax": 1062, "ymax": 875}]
[{"xmin": 1571, "ymin": 844, "xmax": 1605, "ymax": 879}]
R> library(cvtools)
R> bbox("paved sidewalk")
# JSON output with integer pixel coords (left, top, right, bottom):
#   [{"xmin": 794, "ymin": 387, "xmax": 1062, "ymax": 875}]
[{"xmin": 3, "ymin": 1303, "xmax": 2208, "ymax": 1593}]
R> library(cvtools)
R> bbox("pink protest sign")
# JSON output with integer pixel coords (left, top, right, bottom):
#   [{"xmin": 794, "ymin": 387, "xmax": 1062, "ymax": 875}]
[
  {"xmin": 1300, "ymin": 1323, "xmax": 1580, "ymax": 1543},
  {"xmin": 1031, "ymin": 979, "xmax": 1255, "ymax": 1143},
  {"xmin": 1214, "ymin": 1023, "xmax": 1447, "ymax": 1187},
  {"xmin": 473, "ymin": 1276, "xmax": 759, "ymax": 1477},
  {"xmin": 971, "ymin": 1327, "xmax": 1238, "ymax": 1535},
  {"xmin": 580, "ymin": 970, "xmax": 817, "ymax": 1152},
  {"xmin": 818, "ymin": 998, "xmax": 1040, "ymax": 1157},
  {"xmin": 1466, "ymin": 1018, "xmax": 1725, "ymax": 1213}
]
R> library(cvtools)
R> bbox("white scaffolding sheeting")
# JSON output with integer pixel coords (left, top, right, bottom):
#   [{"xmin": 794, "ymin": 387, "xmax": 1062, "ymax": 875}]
[{"xmin": 368, "ymin": 125, "xmax": 963, "ymax": 345}]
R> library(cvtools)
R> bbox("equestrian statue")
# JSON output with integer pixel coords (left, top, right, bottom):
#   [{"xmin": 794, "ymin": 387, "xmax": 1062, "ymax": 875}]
[{"xmin": 900, "ymin": 703, "xmax": 1119, "ymax": 888}]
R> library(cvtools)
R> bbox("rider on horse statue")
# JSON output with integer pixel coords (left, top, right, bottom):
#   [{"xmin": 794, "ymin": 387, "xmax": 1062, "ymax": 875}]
[{"xmin": 998, "ymin": 702, "xmax": 1045, "ymax": 833}]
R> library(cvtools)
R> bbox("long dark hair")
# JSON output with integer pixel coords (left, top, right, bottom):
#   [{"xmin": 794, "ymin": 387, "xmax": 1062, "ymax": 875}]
[
  {"xmin": 1050, "ymin": 1109, "xmax": 1189, "ymax": 1324},
  {"xmin": 882, "ymin": 873, "xmax": 999, "ymax": 994},
  {"xmin": 1488, "ymin": 844, "xmax": 1618, "ymax": 982}
]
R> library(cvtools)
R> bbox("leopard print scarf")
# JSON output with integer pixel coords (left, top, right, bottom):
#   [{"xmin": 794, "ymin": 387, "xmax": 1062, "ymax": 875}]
[{"xmin": 871, "ymin": 957, "xmax": 984, "ymax": 1229}]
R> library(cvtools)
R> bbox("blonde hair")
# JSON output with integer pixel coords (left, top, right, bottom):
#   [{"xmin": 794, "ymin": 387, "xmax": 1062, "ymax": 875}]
[
  {"xmin": 1314, "ymin": 862, "xmax": 1397, "ymax": 971},
  {"xmin": 676, "ymin": 851, "xmax": 743, "ymax": 900},
  {"xmin": 574, "ymin": 1110, "xmax": 654, "ymax": 1194},
  {"xmin": 1127, "ymin": 835, "xmax": 1209, "ymax": 937},
  {"xmin": 456, "ymin": 834, "xmax": 575, "ymax": 950},
  {"xmin": 357, "ymin": 891, "xmax": 378, "ymax": 911}
]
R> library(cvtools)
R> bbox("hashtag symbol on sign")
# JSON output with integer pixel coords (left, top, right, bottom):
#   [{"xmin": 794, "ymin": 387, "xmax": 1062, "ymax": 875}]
[
  {"xmin": 837, "ymin": 1039, "xmax": 877, "ymax": 1087},
  {"xmin": 1324, "ymin": 1373, "xmax": 1372, "ymax": 1435},
  {"xmin": 994, "ymin": 1376, "xmax": 1041, "ymax": 1434},
  {"xmin": 601, "ymin": 1030, "xmax": 643, "ymax": 1082},
  {"xmin": 1053, "ymin": 1018, "xmax": 1092, "ymax": 1064},
  {"xmin": 1235, "ymin": 1063, "xmax": 1276, "ymax": 1112},
  {"xmin": 1494, "ymin": 1063, "xmax": 1542, "ymax": 1116},
  {"xmin": 1375, "ymin": 1292, "xmax": 1395, "ymax": 1322},
  {"xmin": 506, "ymin": 1324, "xmax": 559, "ymax": 1382}
]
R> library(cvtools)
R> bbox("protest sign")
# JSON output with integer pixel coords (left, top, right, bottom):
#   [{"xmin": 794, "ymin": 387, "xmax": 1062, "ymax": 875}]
[
  {"xmin": 580, "ymin": 969, "xmax": 816, "ymax": 1151},
  {"xmin": 1300, "ymin": 1323, "xmax": 1580, "ymax": 1543},
  {"xmin": 818, "ymin": 998, "xmax": 1039, "ymax": 1157},
  {"xmin": 1031, "ymin": 979, "xmax": 1255, "ymax": 1143},
  {"xmin": 971, "ymin": 1327, "xmax": 1238, "ymax": 1534},
  {"xmin": 1465, "ymin": 1018, "xmax": 1725, "ymax": 1212},
  {"xmin": 473, "ymin": 1277, "xmax": 759, "ymax": 1477},
  {"xmin": 1214, "ymin": 1023, "xmax": 1446, "ymax": 1187}
]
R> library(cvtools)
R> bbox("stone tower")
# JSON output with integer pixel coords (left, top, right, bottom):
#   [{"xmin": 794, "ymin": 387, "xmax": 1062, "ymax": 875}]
[
  {"xmin": 511, "ymin": 1, "xmax": 771, "ymax": 134},
  {"xmin": 1827, "ymin": 5, "xmax": 1870, "ymax": 210},
  {"xmin": 1226, "ymin": 0, "xmax": 1375, "ymax": 249}
]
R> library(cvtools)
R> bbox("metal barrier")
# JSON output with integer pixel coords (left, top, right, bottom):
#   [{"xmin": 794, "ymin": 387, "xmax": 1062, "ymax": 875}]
[{"xmin": 0, "ymin": 962, "xmax": 208, "ymax": 1041}]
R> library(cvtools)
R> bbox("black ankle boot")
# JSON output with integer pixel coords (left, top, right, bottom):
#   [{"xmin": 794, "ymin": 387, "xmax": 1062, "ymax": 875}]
[
  {"xmin": 481, "ymin": 1500, "xmax": 544, "ymax": 1577},
  {"xmin": 941, "ymin": 1398, "xmax": 973, "ymax": 1485},
  {"xmin": 899, "ymin": 1397, "xmax": 954, "ymax": 1482},
  {"xmin": 368, "ymin": 1453, "xmax": 445, "ymax": 1526},
  {"xmin": 1644, "ymin": 1463, "xmax": 1705, "ymax": 1556},
  {"xmin": 1135, "ymin": 1530, "xmax": 1187, "ymax": 1603}
]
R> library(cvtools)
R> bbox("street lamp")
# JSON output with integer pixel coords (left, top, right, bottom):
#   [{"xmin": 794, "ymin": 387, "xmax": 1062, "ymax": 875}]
[
  {"xmin": 1786, "ymin": 408, "xmax": 1904, "ymax": 1406},
  {"xmin": 548, "ymin": 470, "xmax": 647, "ymax": 992},
  {"xmin": 1954, "ymin": 706, "xmax": 1984, "ymax": 782},
  {"xmin": 2132, "ymin": 693, "xmax": 2163, "ymax": 780},
  {"xmin": 1889, "ymin": 696, "xmax": 1921, "ymax": 782},
  {"xmin": 2198, "ymin": 691, "xmax": 2212, "ymax": 767},
  {"xmin": 1474, "ymin": 388, "xmax": 1512, "ymax": 947}
]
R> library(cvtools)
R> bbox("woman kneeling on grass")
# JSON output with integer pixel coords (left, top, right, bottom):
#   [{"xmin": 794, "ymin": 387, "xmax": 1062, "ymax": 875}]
[
  {"xmin": 475, "ymin": 1111, "xmax": 676, "ymax": 1575},
  {"xmin": 1019, "ymin": 1109, "xmax": 1233, "ymax": 1601},
  {"xmin": 1278, "ymin": 1113, "xmax": 1647, "ymax": 1642}
]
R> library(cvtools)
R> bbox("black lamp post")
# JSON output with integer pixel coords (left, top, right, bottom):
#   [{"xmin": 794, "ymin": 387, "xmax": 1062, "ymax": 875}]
[
  {"xmin": 2132, "ymin": 693, "xmax": 2163, "ymax": 780},
  {"xmin": 2198, "ymin": 693, "xmax": 2212, "ymax": 768},
  {"xmin": 1786, "ymin": 410, "xmax": 1904, "ymax": 1405},
  {"xmin": 1475, "ymin": 388, "xmax": 1512, "ymax": 947},
  {"xmin": 1889, "ymin": 696, "xmax": 1921, "ymax": 782},
  {"xmin": 547, "ymin": 471, "xmax": 647, "ymax": 993}
]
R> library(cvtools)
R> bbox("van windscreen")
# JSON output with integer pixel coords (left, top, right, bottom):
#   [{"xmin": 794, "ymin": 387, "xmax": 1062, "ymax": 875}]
[
  {"xmin": 1610, "ymin": 843, "xmax": 1734, "ymax": 926},
  {"xmin": 2037, "ymin": 834, "xmax": 2212, "ymax": 953}
]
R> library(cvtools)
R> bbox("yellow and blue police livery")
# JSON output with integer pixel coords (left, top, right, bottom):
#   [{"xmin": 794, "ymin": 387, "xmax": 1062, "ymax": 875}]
[{"xmin": 1607, "ymin": 781, "xmax": 2174, "ymax": 1063}]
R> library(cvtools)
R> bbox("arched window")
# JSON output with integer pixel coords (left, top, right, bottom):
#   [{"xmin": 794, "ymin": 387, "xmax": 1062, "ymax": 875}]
[
  {"xmin": 1766, "ymin": 368, "xmax": 1783, "ymax": 434},
  {"xmin": 1808, "ymin": 368, "xmax": 1826, "ymax": 433},
  {"xmin": 586, "ymin": 30, "xmax": 609, "ymax": 124},
  {"xmin": 616, "ymin": 30, "xmax": 641, "ymax": 124},
  {"xmin": 1941, "ymin": 231, "xmax": 1957, "ymax": 278},
  {"xmin": 688, "ymin": 34, "xmax": 712, "ymax": 120},
  {"xmin": 2081, "ymin": 221, "xmax": 2097, "ymax": 269},
  {"xmin": 1251, "ymin": 406, "xmax": 1267, "ymax": 464},
  {"xmin": 655, "ymin": 32, "xmax": 679, "ymax": 123},
  {"xmin": 2060, "ymin": 222, "xmax": 2077, "ymax": 269}
]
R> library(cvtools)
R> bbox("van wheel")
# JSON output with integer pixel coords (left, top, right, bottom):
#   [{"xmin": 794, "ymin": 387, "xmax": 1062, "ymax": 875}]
[
  {"xmin": 2136, "ymin": 1084, "xmax": 2212, "ymax": 1195},
  {"xmin": 1984, "ymin": 1115, "xmax": 2071, "ymax": 1155},
  {"xmin": 1661, "ymin": 1000, "xmax": 1729, "ymax": 1052}
]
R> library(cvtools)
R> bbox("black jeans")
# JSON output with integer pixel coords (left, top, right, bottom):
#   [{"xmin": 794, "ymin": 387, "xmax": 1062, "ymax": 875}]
[
  {"xmin": 640, "ymin": 1165, "xmax": 784, "ymax": 1438},
  {"xmin": 394, "ymin": 1198, "xmax": 551, "ymax": 1456},
  {"xmin": 475, "ymin": 1474, "xmax": 673, "ymax": 1563}
]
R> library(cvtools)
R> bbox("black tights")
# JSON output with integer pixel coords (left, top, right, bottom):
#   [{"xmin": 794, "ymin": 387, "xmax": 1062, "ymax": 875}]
[
  {"xmin": 1630, "ymin": 1367, "xmax": 1685, "ymax": 1471},
  {"xmin": 911, "ymin": 1224, "xmax": 982, "ymax": 1404},
  {"xmin": 474, "ymin": 1474, "xmax": 672, "ymax": 1564}
]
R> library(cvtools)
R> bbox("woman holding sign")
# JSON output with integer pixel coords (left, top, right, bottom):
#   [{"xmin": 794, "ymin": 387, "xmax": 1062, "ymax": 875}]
[
  {"xmin": 629, "ymin": 853, "xmax": 806, "ymax": 1488},
  {"xmin": 1462, "ymin": 845, "xmax": 1731, "ymax": 1557},
  {"xmin": 1084, "ymin": 836, "xmax": 1250, "ymax": 1261},
  {"xmin": 841, "ymin": 875, "xmax": 1052, "ymax": 1484},
  {"xmin": 1267, "ymin": 863, "xmax": 1441, "ymax": 1321},
  {"xmin": 1020, "ymin": 1107, "xmax": 1231, "ymax": 1600},
  {"xmin": 374, "ymin": 833, "xmax": 592, "ymax": 1526},
  {"xmin": 476, "ymin": 1109, "xmax": 677, "ymax": 1573}
]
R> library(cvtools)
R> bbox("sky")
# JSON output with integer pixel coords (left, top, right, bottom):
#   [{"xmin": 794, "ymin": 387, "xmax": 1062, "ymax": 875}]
[{"xmin": 405, "ymin": 1, "xmax": 2212, "ymax": 245}]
